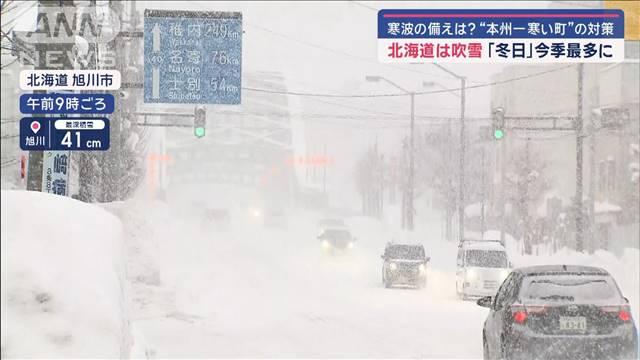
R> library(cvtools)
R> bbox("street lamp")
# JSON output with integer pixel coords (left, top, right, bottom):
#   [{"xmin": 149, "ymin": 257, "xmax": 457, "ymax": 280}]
[
  {"xmin": 366, "ymin": 75, "xmax": 415, "ymax": 230},
  {"xmin": 425, "ymin": 64, "xmax": 467, "ymax": 242}
]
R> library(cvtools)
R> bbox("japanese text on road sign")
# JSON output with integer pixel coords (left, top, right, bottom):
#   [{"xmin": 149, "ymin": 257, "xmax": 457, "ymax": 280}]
[{"xmin": 143, "ymin": 9, "xmax": 242, "ymax": 104}]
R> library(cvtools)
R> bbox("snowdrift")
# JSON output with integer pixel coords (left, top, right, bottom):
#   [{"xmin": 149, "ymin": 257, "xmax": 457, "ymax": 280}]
[{"xmin": 1, "ymin": 190, "xmax": 129, "ymax": 358}]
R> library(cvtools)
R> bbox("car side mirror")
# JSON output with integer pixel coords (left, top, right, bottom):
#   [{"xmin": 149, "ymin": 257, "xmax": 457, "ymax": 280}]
[
  {"xmin": 623, "ymin": 297, "xmax": 629, "ymax": 303},
  {"xmin": 380, "ymin": 255, "xmax": 385, "ymax": 260},
  {"xmin": 477, "ymin": 296, "xmax": 493, "ymax": 308},
  {"xmin": 426, "ymin": 256, "xmax": 431, "ymax": 262}
]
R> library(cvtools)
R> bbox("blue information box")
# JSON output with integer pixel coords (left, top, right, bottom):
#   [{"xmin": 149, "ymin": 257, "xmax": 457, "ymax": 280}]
[{"xmin": 20, "ymin": 117, "xmax": 110, "ymax": 151}]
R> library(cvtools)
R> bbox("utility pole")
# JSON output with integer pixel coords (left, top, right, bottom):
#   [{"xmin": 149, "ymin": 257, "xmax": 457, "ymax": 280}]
[
  {"xmin": 588, "ymin": 111, "xmax": 597, "ymax": 253},
  {"xmin": 575, "ymin": 63, "xmax": 585, "ymax": 252},
  {"xmin": 458, "ymin": 77, "xmax": 466, "ymax": 240},
  {"xmin": 407, "ymin": 92, "xmax": 415, "ymax": 230},
  {"xmin": 26, "ymin": 0, "xmax": 76, "ymax": 192},
  {"xmin": 524, "ymin": 137, "xmax": 531, "ymax": 255},
  {"xmin": 480, "ymin": 146, "xmax": 486, "ymax": 235},
  {"xmin": 499, "ymin": 131, "xmax": 507, "ymax": 246},
  {"xmin": 78, "ymin": 0, "xmax": 98, "ymax": 202}
]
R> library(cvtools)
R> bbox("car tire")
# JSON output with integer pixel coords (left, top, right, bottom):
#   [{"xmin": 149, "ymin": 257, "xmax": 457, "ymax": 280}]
[{"xmin": 500, "ymin": 335, "xmax": 514, "ymax": 360}]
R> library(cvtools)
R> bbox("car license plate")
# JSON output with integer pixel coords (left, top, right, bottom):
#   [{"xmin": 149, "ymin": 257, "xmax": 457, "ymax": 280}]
[{"xmin": 559, "ymin": 316, "xmax": 587, "ymax": 331}]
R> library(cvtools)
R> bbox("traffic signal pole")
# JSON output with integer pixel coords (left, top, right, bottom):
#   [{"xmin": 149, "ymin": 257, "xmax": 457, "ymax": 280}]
[
  {"xmin": 574, "ymin": 63, "xmax": 585, "ymax": 252},
  {"xmin": 458, "ymin": 77, "xmax": 466, "ymax": 240}
]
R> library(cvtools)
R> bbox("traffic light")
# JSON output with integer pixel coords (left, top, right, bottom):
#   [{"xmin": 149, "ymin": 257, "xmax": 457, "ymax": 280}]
[
  {"xmin": 492, "ymin": 107, "xmax": 506, "ymax": 140},
  {"xmin": 194, "ymin": 105, "xmax": 206, "ymax": 138}
]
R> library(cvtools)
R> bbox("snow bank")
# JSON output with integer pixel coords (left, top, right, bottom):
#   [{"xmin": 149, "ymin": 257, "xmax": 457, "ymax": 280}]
[{"xmin": 1, "ymin": 190, "xmax": 129, "ymax": 358}]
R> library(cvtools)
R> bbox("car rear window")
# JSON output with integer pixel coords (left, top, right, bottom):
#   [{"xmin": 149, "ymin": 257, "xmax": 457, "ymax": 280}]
[
  {"xmin": 465, "ymin": 250, "xmax": 508, "ymax": 268},
  {"xmin": 520, "ymin": 275, "xmax": 621, "ymax": 302},
  {"xmin": 322, "ymin": 229, "xmax": 352, "ymax": 240}
]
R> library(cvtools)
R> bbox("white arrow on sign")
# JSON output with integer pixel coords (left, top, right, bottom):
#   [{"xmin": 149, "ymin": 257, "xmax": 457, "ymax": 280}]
[
  {"xmin": 152, "ymin": 23, "xmax": 161, "ymax": 52},
  {"xmin": 152, "ymin": 66, "xmax": 160, "ymax": 99}
]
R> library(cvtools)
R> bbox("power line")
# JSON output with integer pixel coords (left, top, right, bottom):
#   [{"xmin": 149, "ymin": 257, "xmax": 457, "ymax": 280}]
[
  {"xmin": 191, "ymin": 0, "xmax": 487, "ymax": 85},
  {"xmin": 241, "ymin": 65, "xmax": 574, "ymax": 98},
  {"xmin": 349, "ymin": 1, "xmax": 378, "ymax": 12}
]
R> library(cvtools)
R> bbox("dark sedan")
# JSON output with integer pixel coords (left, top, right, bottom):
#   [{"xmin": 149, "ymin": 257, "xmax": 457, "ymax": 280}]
[{"xmin": 478, "ymin": 265, "xmax": 638, "ymax": 360}]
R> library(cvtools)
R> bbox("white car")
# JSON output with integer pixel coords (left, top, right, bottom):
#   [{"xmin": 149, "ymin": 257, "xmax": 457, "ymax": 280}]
[{"xmin": 455, "ymin": 240, "xmax": 512, "ymax": 300}]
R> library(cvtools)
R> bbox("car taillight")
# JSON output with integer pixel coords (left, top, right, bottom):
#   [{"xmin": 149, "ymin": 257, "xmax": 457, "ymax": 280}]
[
  {"xmin": 513, "ymin": 310, "xmax": 527, "ymax": 324},
  {"xmin": 511, "ymin": 305, "xmax": 547, "ymax": 324},
  {"xmin": 601, "ymin": 305, "xmax": 631, "ymax": 322}
]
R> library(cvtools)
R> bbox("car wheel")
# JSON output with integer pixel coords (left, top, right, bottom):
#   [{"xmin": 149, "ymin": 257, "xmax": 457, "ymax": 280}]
[
  {"xmin": 419, "ymin": 278, "xmax": 427, "ymax": 289},
  {"xmin": 500, "ymin": 335, "xmax": 514, "ymax": 360}
]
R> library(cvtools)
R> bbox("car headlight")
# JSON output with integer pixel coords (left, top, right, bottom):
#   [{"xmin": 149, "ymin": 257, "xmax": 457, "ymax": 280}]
[
  {"xmin": 418, "ymin": 264, "xmax": 426, "ymax": 273},
  {"xmin": 347, "ymin": 242, "xmax": 354, "ymax": 249},
  {"xmin": 389, "ymin": 262, "xmax": 397, "ymax": 271},
  {"xmin": 321, "ymin": 240, "xmax": 330, "ymax": 249},
  {"xmin": 466, "ymin": 269, "xmax": 477, "ymax": 279}
]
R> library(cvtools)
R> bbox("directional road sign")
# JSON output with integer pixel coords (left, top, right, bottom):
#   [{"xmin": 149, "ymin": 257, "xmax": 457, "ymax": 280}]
[{"xmin": 143, "ymin": 9, "xmax": 242, "ymax": 104}]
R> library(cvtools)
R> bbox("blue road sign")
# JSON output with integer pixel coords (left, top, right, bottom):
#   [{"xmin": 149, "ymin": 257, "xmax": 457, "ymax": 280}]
[
  {"xmin": 20, "ymin": 117, "xmax": 110, "ymax": 151},
  {"xmin": 143, "ymin": 9, "xmax": 242, "ymax": 105}
]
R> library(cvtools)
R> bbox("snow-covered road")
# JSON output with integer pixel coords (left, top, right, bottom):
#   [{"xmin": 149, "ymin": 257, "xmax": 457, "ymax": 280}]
[
  {"xmin": 124, "ymin": 203, "xmax": 489, "ymax": 358},
  {"xmin": 118, "ymin": 200, "xmax": 639, "ymax": 359}
]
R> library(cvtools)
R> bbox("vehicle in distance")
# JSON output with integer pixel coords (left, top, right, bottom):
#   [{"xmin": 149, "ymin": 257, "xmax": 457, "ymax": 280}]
[
  {"xmin": 478, "ymin": 265, "xmax": 638, "ymax": 360},
  {"xmin": 202, "ymin": 208, "xmax": 231, "ymax": 231},
  {"xmin": 456, "ymin": 239, "xmax": 512, "ymax": 300},
  {"xmin": 381, "ymin": 243, "xmax": 430, "ymax": 289},
  {"xmin": 318, "ymin": 227, "xmax": 356, "ymax": 255},
  {"xmin": 317, "ymin": 218, "xmax": 346, "ymax": 237}
]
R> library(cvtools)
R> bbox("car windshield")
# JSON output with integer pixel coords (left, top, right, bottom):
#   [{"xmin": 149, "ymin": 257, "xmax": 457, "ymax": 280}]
[
  {"xmin": 521, "ymin": 276, "xmax": 621, "ymax": 302},
  {"xmin": 322, "ymin": 229, "xmax": 351, "ymax": 240},
  {"xmin": 465, "ymin": 250, "xmax": 508, "ymax": 268},
  {"xmin": 386, "ymin": 245, "xmax": 425, "ymax": 260}
]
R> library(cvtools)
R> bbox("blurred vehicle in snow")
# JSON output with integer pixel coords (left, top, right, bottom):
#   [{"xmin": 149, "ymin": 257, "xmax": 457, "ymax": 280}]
[
  {"xmin": 381, "ymin": 243, "xmax": 430, "ymax": 289},
  {"xmin": 263, "ymin": 207, "xmax": 287, "ymax": 228},
  {"xmin": 247, "ymin": 205, "xmax": 264, "ymax": 224},
  {"xmin": 317, "ymin": 218, "xmax": 346, "ymax": 237},
  {"xmin": 456, "ymin": 240, "xmax": 512, "ymax": 300},
  {"xmin": 202, "ymin": 208, "xmax": 231, "ymax": 231},
  {"xmin": 318, "ymin": 227, "xmax": 356, "ymax": 255},
  {"xmin": 478, "ymin": 265, "xmax": 638, "ymax": 360}
]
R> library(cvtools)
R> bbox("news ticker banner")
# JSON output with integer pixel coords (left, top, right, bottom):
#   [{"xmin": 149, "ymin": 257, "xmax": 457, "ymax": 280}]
[{"xmin": 377, "ymin": 9, "xmax": 625, "ymax": 63}]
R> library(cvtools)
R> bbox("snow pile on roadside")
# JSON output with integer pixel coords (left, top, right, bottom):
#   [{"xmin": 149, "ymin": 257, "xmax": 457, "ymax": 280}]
[{"xmin": 0, "ymin": 190, "xmax": 129, "ymax": 358}]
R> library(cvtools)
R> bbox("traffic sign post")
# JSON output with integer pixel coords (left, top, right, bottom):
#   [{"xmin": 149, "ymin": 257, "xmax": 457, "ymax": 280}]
[{"xmin": 143, "ymin": 9, "xmax": 242, "ymax": 104}]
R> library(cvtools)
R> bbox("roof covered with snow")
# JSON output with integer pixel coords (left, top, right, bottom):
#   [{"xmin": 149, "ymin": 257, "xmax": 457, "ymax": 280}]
[{"xmin": 460, "ymin": 240, "xmax": 506, "ymax": 251}]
